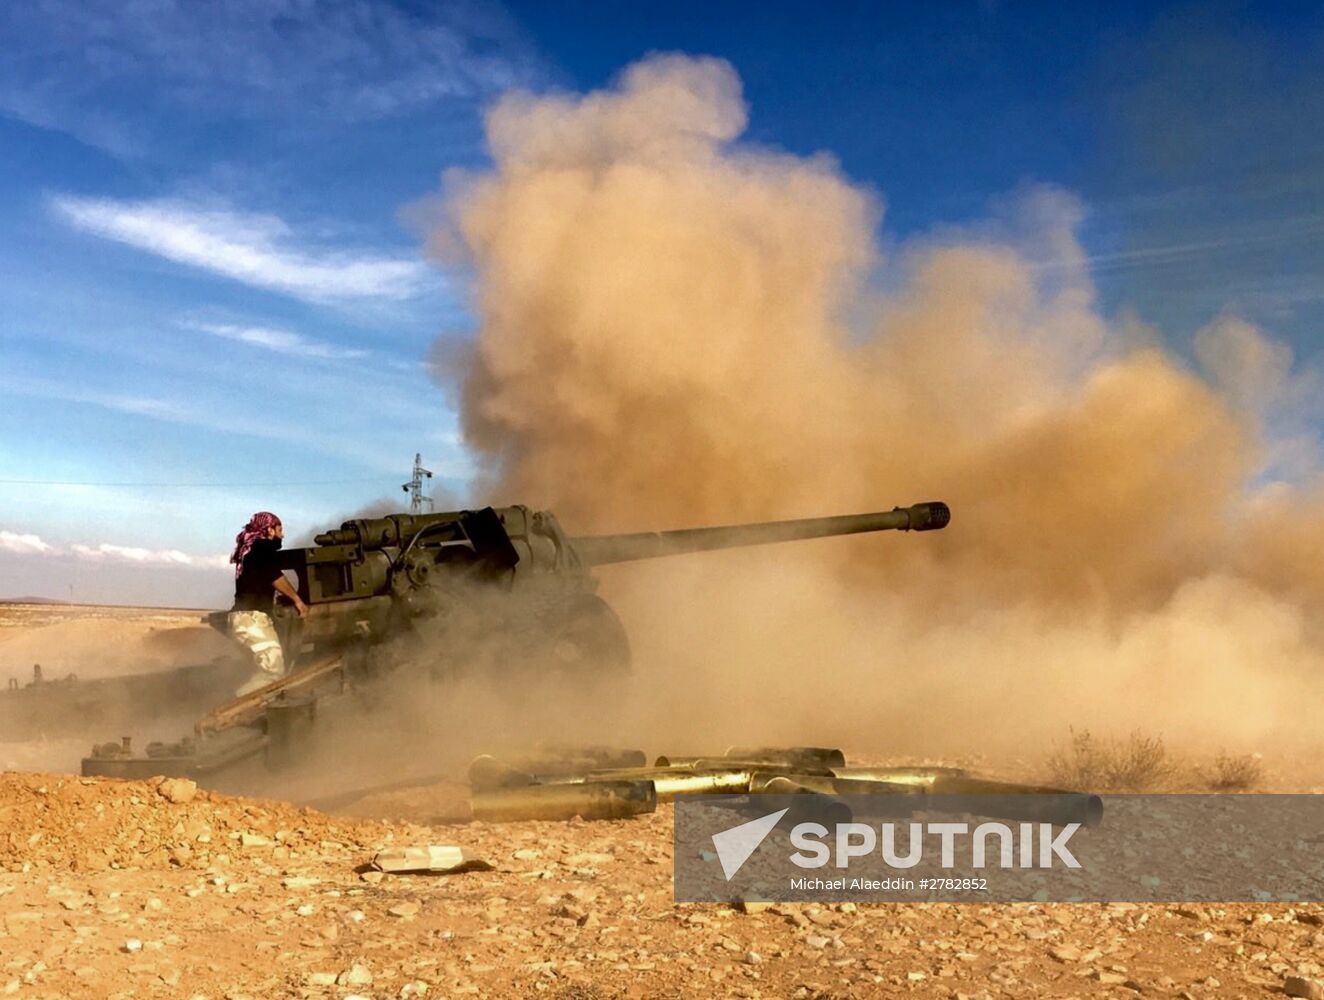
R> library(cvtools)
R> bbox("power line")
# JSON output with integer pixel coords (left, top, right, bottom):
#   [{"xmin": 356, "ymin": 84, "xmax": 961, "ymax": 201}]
[{"xmin": 0, "ymin": 477, "xmax": 401, "ymax": 488}]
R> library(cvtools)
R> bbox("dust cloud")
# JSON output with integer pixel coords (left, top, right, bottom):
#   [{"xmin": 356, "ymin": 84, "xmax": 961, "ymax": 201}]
[
  {"xmin": 0, "ymin": 608, "xmax": 242, "ymax": 773},
  {"xmin": 422, "ymin": 55, "xmax": 1324, "ymax": 761}
]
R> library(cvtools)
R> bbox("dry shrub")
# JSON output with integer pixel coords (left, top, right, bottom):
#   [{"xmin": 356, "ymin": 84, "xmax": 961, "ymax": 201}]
[
  {"xmin": 1202, "ymin": 750, "xmax": 1264, "ymax": 791},
  {"xmin": 1047, "ymin": 727, "xmax": 1175, "ymax": 791}
]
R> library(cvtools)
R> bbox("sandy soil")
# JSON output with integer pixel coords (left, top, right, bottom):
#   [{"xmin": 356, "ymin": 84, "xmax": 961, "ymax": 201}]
[{"xmin": 2, "ymin": 605, "xmax": 1321, "ymax": 999}]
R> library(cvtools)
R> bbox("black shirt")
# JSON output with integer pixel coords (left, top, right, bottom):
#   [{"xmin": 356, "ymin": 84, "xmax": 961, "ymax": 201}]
[{"xmin": 233, "ymin": 538, "xmax": 285, "ymax": 612}]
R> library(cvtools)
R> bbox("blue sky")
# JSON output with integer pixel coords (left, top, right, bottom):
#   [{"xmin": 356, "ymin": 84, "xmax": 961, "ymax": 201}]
[{"xmin": 1, "ymin": 0, "xmax": 1321, "ymax": 605}]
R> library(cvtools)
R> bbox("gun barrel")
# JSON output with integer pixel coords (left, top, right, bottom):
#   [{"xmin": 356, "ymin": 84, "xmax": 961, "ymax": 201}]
[
  {"xmin": 314, "ymin": 511, "xmax": 464, "ymax": 549},
  {"xmin": 570, "ymin": 502, "xmax": 949, "ymax": 567}
]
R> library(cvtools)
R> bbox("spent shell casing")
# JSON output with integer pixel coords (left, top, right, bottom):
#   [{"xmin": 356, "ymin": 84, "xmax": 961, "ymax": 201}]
[
  {"xmin": 579, "ymin": 767, "xmax": 758, "ymax": 801},
  {"xmin": 745, "ymin": 775, "xmax": 854, "ymax": 826},
  {"xmin": 725, "ymin": 746, "xmax": 847, "ymax": 768},
  {"xmin": 468, "ymin": 754, "xmax": 537, "ymax": 791},
  {"xmin": 829, "ymin": 765, "xmax": 967, "ymax": 784},
  {"xmin": 537, "ymin": 745, "xmax": 647, "ymax": 769},
  {"xmin": 471, "ymin": 780, "xmax": 656, "ymax": 823},
  {"xmin": 927, "ymin": 775, "xmax": 1104, "ymax": 826}
]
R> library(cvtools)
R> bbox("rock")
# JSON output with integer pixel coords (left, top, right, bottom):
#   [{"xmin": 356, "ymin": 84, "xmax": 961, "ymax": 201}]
[
  {"xmin": 1093, "ymin": 970, "xmax": 1128, "ymax": 985},
  {"xmin": 1285, "ymin": 976, "xmax": 1324, "ymax": 1000},
  {"xmin": 566, "ymin": 852, "xmax": 613, "ymax": 866},
  {"xmin": 122, "ymin": 938, "xmax": 143, "ymax": 953},
  {"xmin": 158, "ymin": 778, "xmax": 197, "ymax": 804},
  {"xmin": 360, "ymin": 870, "xmax": 384, "ymax": 885},
  {"xmin": 388, "ymin": 902, "xmax": 420, "ymax": 919},
  {"xmin": 1049, "ymin": 945, "xmax": 1082, "ymax": 963},
  {"xmin": 554, "ymin": 902, "xmax": 589, "ymax": 924},
  {"xmin": 337, "ymin": 964, "xmax": 373, "ymax": 987},
  {"xmin": 238, "ymin": 833, "xmax": 271, "ymax": 848},
  {"xmin": 3, "ymin": 913, "xmax": 41, "ymax": 935},
  {"xmin": 805, "ymin": 935, "xmax": 831, "ymax": 949},
  {"xmin": 372, "ymin": 845, "xmax": 491, "ymax": 874},
  {"xmin": 738, "ymin": 899, "xmax": 774, "ymax": 914},
  {"xmin": 305, "ymin": 972, "xmax": 337, "ymax": 987},
  {"xmin": 744, "ymin": 952, "xmax": 763, "ymax": 965}
]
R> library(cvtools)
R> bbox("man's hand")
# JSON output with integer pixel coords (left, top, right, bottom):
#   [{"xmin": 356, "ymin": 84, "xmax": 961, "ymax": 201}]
[{"xmin": 273, "ymin": 574, "xmax": 307, "ymax": 617}]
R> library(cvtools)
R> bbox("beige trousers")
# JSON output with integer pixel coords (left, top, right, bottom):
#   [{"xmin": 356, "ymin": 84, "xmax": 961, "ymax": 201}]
[{"xmin": 227, "ymin": 610, "xmax": 285, "ymax": 678}]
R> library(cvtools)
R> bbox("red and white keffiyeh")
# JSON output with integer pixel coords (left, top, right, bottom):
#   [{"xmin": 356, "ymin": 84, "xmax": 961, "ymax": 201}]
[{"xmin": 230, "ymin": 511, "xmax": 281, "ymax": 577}]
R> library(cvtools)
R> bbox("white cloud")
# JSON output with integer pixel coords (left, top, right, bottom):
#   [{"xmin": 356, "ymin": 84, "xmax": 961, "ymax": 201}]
[
  {"xmin": 189, "ymin": 322, "xmax": 368, "ymax": 360},
  {"xmin": 0, "ymin": 529, "xmax": 225, "ymax": 570},
  {"xmin": 51, "ymin": 196, "xmax": 431, "ymax": 303},
  {"xmin": 69, "ymin": 543, "xmax": 229, "ymax": 570},
  {"xmin": 0, "ymin": 531, "xmax": 52, "ymax": 555}
]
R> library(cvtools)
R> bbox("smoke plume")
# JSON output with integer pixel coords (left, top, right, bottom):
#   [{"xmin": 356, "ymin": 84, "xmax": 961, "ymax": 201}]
[{"xmin": 425, "ymin": 55, "xmax": 1324, "ymax": 757}]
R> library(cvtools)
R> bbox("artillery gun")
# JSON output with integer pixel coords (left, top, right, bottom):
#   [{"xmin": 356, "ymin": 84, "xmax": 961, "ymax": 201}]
[{"xmin": 81, "ymin": 501, "xmax": 949, "ymax": 783}]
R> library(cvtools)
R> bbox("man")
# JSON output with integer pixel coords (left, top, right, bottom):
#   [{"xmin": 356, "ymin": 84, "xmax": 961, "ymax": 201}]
[{"xmin": 228, "ymin": 511, "xmax": 307, "ymax": 697}]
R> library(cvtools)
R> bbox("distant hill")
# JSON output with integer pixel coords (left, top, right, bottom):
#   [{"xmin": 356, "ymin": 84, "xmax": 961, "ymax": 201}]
[{"xmin": 0, "ymin": 596, "xmax": 72, "ymax": 605}]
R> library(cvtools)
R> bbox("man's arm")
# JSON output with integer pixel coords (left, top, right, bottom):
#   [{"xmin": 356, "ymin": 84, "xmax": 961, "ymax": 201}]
[{"xmin": 272, "ymin": 574, "xmax": 308, "ymax": 617}]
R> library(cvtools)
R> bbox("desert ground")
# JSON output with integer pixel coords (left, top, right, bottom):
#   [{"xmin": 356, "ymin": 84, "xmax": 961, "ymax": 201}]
[{"xmin": 2, "ymin": 603, "xmax": 1322, "ymax": 1000}]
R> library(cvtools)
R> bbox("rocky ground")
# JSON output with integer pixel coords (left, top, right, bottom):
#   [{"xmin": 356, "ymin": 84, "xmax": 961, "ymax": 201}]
[
  {"xmin": 1, "ymin": 770, "xmax": 1322, "ymax": 1000},
  {"xmin": 4, "ymin": 604, "xmax": 1324, "ymax": 998}
]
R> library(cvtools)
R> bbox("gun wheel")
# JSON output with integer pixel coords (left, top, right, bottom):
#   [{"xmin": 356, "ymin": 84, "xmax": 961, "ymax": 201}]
[{"xmin": 545, "ymin": 595, "xmax": 631, "ymax": 677}]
